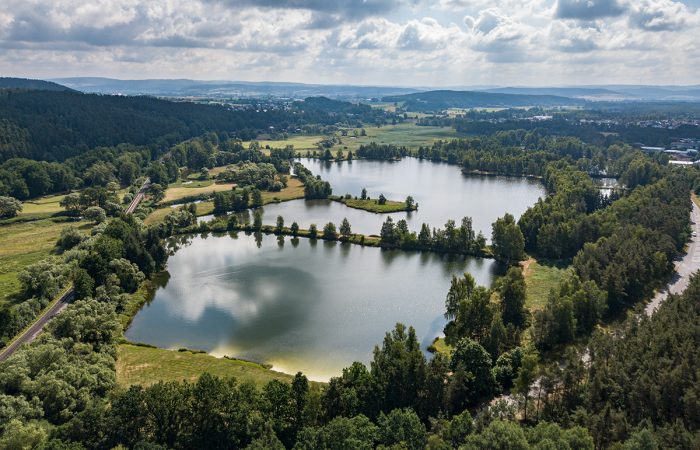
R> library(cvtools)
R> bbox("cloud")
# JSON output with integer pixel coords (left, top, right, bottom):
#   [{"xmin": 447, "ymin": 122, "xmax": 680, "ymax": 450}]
[
  {"xmin": 555, "ymin": 0, "xmax": 626, "ymax": 21},
  {"xmin": 465, "ymin": 9, "xmax": 537, "ymax": 62},
  {"xmin": 0, "ymin": 0, "xmax": 699, "ymax": 86},
  {"xmin": 628, "ymin": 0, "xmax": 691, "ymax": 31},
  {"xmin": 397, "ymin": 18, "xmax": 457, "ymax": 50},
  {"xmin": 548, "ymin": 21, "xmax": 599, "ymax": 52},
  {"xmin": 207, "ymin": 0, "xmax": 404, "ymax": 25}
]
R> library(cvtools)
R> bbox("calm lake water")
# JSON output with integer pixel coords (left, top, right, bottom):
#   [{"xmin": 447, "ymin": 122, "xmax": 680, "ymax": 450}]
[
  {"xmin": 125, "ymin": 232, "xmax": 503, "ymax": 381},
  {"xmin": 240, "ymin": 158, "xmax": 545, "ymax": 238},
  {"xmin": 129, "ymin": 159, "xmax": 546, "ymax": 380}
]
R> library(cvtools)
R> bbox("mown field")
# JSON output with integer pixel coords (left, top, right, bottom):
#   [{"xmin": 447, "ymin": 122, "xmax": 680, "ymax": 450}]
[
  {"xmin": 117, "ymin": 343, "xmax": 294, "ymax": 388},
  {"xmin": 0, "ymin": 219, "xmax": 90, "ymax": 304}
]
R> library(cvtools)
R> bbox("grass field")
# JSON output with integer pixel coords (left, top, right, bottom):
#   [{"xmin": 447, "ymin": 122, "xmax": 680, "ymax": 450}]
[
  {"xmin": 245, "ymin": 123, "xmax": 462, "ymax": 155},
  {"xmin": 0, "ymin": 219, "xmax": 90, "ymax": 304},
  {"xmin": 19, "ymin": 193, "xmax": 66, "ymax": 218},
  {"xmin": 145, "ymin": 178, "xmax": 306, "ymax": 225},
  {"xmin": 163, "ymin": 181, "xmax": 236, "ymax": 203},
  {"xmin": 262, "ymin": 177, "xmax": 305, "ymax": 203},
  {"xmin": 245, "ymin": 134, "xmax": 324, "ymax": 152},
  {"xmin": 117, "ymin": 343, "xmax": 293, "ymax": 388},
  {"xmin": 522, "ymin": 258, "xmax": 570, "ymax": 311}
]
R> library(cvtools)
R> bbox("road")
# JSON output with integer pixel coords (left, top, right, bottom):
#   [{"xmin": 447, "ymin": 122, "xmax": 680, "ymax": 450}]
[
  {"xmin": 645, "ymin": 199, "xmax": 700, "ymax": 316},
  {"xmin": 0, "ymin": 180, "xmax": 150, "ymax": 362}
]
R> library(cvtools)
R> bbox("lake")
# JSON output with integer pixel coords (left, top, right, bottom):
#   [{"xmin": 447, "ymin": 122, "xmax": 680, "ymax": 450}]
[
  {"xmin": 225, "ymin": 158, "xmax": 545, "ymax": 238},
  {"xmin": 129, "ymin": 158, "xmax": 546, "ymax": 380},
  {"xmin": 125, "ymin": 232, "xmax": 503, "ymax": 381}
]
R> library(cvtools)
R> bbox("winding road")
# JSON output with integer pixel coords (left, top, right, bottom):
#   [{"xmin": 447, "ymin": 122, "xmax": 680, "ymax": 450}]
[
  {"xmin": 645, "ymin": 199, "xmax": 700, "ymax": 316},
  {"xmin": 0, "ymin": 180, "xmax": 149, "ymax": 362}
]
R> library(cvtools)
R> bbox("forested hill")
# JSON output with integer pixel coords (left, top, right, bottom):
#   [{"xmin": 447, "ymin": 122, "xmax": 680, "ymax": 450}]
[
  {"xmin": 382, "ymin": 89, "xmax": 585, "ymax": 111},
  {"xmin": 0, "ymin": 77, "xmax": 72, "ymax": 91},
  {"xmin": 0, "ymin": 90, "xmax": 384, "ymax": 162}
]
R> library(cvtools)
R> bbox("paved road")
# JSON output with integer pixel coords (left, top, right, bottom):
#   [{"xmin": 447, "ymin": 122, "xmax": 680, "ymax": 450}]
[
  {"xmin": 645, "ymin": 200, "xmax": 700, "ymax": 316},
  {"xmin": 0, "ymin": 180, "xmax": 150, "ymax": 362}
]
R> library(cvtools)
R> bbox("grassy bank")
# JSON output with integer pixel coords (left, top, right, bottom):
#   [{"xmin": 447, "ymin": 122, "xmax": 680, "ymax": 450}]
[
  {"xmin": 333, "ymin": 197, "xmax": 416, "ymax": 213},
  {"xmin": 117, "ymin": 343, "xmax": 294, "ymax": 388}
]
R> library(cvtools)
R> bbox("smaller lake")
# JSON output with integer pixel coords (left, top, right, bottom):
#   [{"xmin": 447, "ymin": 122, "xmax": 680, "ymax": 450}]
[
  {"xmin": 125, "ymin": 232, "xmax": 502, "ymax": 381},
  {"xmin": 255, "ymin": 158, "xmax": 545, "ymax": 238}
]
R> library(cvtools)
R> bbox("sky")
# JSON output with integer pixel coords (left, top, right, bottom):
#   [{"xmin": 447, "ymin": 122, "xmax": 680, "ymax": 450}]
[{"xmin": 0, "ymin": 0, "xmax": 699, "ymax": 87}]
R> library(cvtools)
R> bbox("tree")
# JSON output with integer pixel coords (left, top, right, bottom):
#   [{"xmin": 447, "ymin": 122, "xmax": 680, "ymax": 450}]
[
  {"xmin": 72, "ymin": 268, "xmax": 94, "ymax": 300},
  {"xmin": 378, "ymin": 194, "xmax": 387, "ymax": 205},
  {"xmin": 276, "ymin": 215, "xmax": 285, "ymax": 233},
  {"xmin": 84, "ymin": 206, "xmax": 107, "ymax": 224},
  {"xmin": 513, "ymin": 350, "xmax": 538, "ymax": 422},
  {"xmin": 491, "ymin": 213, "xmax": 525, "ymax": 264},
  {"xmin": 462, "ymin": 420, "xmax": 529, "ymax": 450},
  {"xmin": 0, "ymin": 196, "xmax": 22, "ymax": 218},
  {"xmin": 213, "ymin": 192, "xmax": 230, "ymax": 214},
  {"xmin": 448, "ymin": 338, "xmax": 495, "ymax": 408},
  {"xmin": 291, "ymin": 222, "xmax": 299, "ymax": 236},
  {"xmin": 253, "ymin": 209, "xmax": 263, "ymax": 231},
  {"xmin": 497, "ymin": 266, "xmax": 527, "ymax": 328},
  {"xmin": 147, "ymin": 183, "xmax": 165, "ymax": 203},
  {"xmin": 251, "ymin": 189, "xmax": 263, "ymax": 208},
  {"xmin": 371, "ymin": 324, "xmax": 427, "ymax": 413},
  {"xmin": 443, "ymin": 274, "xmax": 493, "ymax": 346},
  {"xmin": 377, "ymin": 408, "xmax": 427, "ymax": 450},
  {"xmin": 361, "ymin": 188, "xmax": 367, "ymax": 200},
  {"xmin": 309, "ymin": 224, "xmax": 318, "ymax": 239},
  {"xmin": 405, "ymin": 195, "xmax": 414, "ymax": 211},
  {"xmin": 0, "ymin": 419, "xmax": 48, "ymax": 450},
  {"xmin": 444, "ymin": 410, "xmax": 474, "ymax": 448},
  {"xmin": 18, "ymin": 256, "xmax": 67, "ymax": 301},
  {"xmin": 323, "ymin": 222, "xmax": 337, "ymax": 240},
  {"xmin": 60, "ymin": 193, "xmax": 82, "ymax": 216},
  {"xmin": 340, "ymin": 218, "xmax": 352, "ymax": 237}
]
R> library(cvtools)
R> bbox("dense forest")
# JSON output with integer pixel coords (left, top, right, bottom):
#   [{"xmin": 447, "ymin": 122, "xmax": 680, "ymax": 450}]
[{"xmin": 0, "ymin": 89, "xmax": 393, "ymax": 163}]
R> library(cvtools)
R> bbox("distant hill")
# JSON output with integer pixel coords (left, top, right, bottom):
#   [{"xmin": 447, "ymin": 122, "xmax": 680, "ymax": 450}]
[
  {"xmin": 0, "ymin": 89, "xmax": 388, "ymax": 163},
  {"xmin": 52, "ymin": 77, "xmax": 420, "ymax": 100},
  {"xmin": 598, "ymin": 85, "xmax": 700, "ymax": 101},
  {"xmin": 0, "ymin": 77, "xmax": 72, "ymax": 92},
  {"xmin": 481, "ymin": 87, "xmax": 622, "ymax": 99},
  {"xmin": 0, "ymin": 89, "xmax": 282, "ymax": 162},
  {"xmin": 382, "ymin": 90, "xmax": 585, "ymax": 111}
]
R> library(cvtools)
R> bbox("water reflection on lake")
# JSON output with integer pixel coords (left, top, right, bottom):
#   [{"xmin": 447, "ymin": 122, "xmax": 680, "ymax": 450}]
[{"xmin": 125, "ymin": 232, "xmax": 503, "ymax": 381}]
